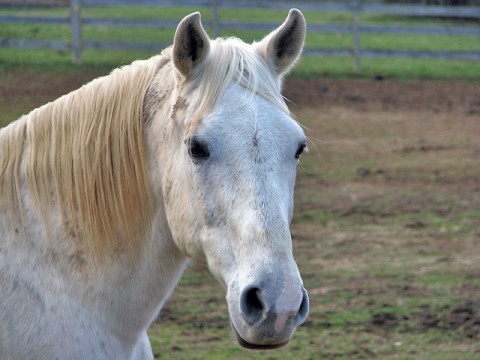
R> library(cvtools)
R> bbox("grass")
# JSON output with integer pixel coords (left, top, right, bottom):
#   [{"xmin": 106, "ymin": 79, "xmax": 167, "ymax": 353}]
[
  {"xmin": 1, "ymin": 6, "xmax": 479, "ymax": 80},
  {"xmin": 2, "ymin": 48, "xmax": 480, "ymax": 81}
]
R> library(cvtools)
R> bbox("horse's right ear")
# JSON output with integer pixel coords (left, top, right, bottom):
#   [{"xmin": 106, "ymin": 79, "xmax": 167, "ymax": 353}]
[{"xmin": 173, "ymin": 12, "xmax": 211, "ymax": 78}]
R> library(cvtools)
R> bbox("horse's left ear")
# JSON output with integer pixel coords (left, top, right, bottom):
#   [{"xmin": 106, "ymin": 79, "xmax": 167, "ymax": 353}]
[
  {"xmin": 255, "ymin": 9, "xmax": 306, "ymax": 76},
  {"xmin": 173, "ymin": 12, "xmax": 211, "ymax": 78}
]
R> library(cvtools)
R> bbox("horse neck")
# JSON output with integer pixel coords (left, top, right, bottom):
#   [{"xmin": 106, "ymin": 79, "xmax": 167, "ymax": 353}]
[
  {"xmin": 84, "ymin": 57, "xmax": 190, "ymax": 339},
  {"xmin": 0, "ymin": 54, "xmax": 190, "ymax": 340},
  {"xmin": 93, "ymin": 224, "xmax": 188, "ymax": 341}
]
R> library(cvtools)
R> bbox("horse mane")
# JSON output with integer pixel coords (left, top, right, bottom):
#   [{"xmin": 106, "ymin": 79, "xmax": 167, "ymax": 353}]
[
  {"xmin": 184, "ymin": 37, "xmax": 290, "ymax": 132},
  {"xmin": 0, "ymin": 56, "xmax": 161, "ymax": 257}
]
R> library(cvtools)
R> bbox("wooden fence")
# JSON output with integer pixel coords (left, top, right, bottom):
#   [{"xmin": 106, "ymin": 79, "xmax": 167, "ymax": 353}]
[{"xmin": 1, "ymin": 0, "xmax": 479, "ymax": 71}]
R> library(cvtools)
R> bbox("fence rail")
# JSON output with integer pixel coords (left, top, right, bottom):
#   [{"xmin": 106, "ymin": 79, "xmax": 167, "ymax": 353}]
[{"xmin": 1, "ymin": 0, "xmax": 479, "ymax": 69}]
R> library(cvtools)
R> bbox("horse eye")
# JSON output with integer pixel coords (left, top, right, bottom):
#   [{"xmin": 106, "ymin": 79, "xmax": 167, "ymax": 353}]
[
  {"xmin": 295, "ymin": 143, "xmax": 306, "ymax": 159},
  {"xmin": 188, "ymin": 138, "xmax": 210, "ymax": 159}
]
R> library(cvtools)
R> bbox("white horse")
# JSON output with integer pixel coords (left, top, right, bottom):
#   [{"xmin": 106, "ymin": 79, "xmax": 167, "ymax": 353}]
[{"xmin": 0, "ymin": 9, "xmax": 308, "ymax": 359}]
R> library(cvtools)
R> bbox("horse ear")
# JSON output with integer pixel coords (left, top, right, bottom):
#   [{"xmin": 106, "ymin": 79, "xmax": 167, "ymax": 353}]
[
  {"xmin": 255, "ymin": 9, "xmax": 306, "ymax": 76},
  {"xmin": 173, "ymin": 12, "xmax": 211, "ymax": 78}
]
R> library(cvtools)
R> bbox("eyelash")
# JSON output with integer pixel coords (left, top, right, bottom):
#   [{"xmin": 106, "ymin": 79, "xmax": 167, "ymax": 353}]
[{"xmin": 295, "ymin": 143, "xmax": 306, "ymax": 159}]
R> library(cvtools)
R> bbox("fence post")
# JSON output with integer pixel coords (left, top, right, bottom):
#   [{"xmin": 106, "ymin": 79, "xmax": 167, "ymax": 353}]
[
  {"xmin": 211, "ymin": 0, "xmax": 219, "ymax": 38},
  {"xmin": 351, "ymin": 0, "xmax": 361, "ymax": 74},
  {"xmin": 70, "ymin": 0, "xmax": 82, "ymax": 65}
]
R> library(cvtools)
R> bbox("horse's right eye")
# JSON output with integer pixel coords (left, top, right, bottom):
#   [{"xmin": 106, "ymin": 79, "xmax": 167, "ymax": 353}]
[
  {"xmin": 188, "ymin": 138, "xmax": 210, "ymax": 159},
  {"xmin": 295, "ymin": 142, "xmax": 307, "ymax": 160}
]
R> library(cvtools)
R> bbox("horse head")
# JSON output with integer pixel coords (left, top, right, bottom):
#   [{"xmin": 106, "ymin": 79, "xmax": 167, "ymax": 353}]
[{"xmin": 149, "ymin": 10, "xmax": 308, "ymax": 349}]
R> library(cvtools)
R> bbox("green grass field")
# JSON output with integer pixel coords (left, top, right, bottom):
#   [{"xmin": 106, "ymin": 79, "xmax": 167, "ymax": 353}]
[{"xmin": 1, "ymin": 5, "xmax": 480, "ymax": 80}]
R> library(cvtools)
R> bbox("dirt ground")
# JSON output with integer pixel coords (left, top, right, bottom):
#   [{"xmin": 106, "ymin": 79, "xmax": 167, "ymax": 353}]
[
  {"xmin": 284, "ymin": 78, "xmax": 480, "ymax": 115},
  {"xmin": 2, "ymin": 71, "xmax": 480, "ymax": 358},
  {"xmin": 2, "ymin": 71, "xmax": 480, "ymax": 117}
]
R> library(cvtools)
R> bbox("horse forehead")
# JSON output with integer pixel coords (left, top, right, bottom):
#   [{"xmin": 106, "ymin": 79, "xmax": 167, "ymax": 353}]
[{"xmin": 207, "ymin": 92, "xmax": 294, "ymax": 139}]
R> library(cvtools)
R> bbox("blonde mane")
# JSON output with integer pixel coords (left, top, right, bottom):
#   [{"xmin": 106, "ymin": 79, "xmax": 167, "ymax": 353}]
[
  {"xmin": 0, "ymin": 57, "xmax": 161, "ymax": 257},
  {"xmin": 184, "ymin": 37, "xmax": 290, "ymax": 132}
]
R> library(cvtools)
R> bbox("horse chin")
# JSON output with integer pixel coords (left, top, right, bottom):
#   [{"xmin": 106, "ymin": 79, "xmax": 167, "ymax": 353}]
[{"xmin": 231, "ymin": 323, "xmax": 290, "ymax": 350}]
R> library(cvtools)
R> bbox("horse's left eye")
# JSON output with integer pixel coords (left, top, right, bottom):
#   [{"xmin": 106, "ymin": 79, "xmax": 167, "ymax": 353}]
[
  {"xmin": 188, "ymin": 138, "xmax": 210, "ymax": 159},
  {"xmin": 295, "ymin": 142, "xmax": 306, "ymax": 159}
]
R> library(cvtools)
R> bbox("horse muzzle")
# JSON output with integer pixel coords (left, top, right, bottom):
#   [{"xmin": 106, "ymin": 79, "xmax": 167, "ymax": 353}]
[{"xmin": 227, "ymin": 282, "xmax": 309, "ymax": 349}]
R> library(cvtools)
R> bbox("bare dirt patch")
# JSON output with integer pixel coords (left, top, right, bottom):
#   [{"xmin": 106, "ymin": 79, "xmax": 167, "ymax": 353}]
[{"xmin": 284, "ymin": 78, "xmax": 480, "ymax": 116}]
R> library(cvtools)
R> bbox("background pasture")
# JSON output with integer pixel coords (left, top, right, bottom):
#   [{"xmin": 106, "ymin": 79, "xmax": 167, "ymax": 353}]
[{"xmin": 1, "ymin": 3, "xmax": 479, "ymax": 359}]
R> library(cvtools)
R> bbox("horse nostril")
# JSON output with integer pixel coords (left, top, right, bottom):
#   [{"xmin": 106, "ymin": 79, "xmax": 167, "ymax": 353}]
[
  {"xmin": 240, "ymin": 287, "xmax": 265, "ymax": 325},
  {"xmin": 294, "ymin": 287, "xmax": 309, "ymax": 325},
  {"xmin": 239, "ymin": 285, "xmax": 309, "ymax": 328}
]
